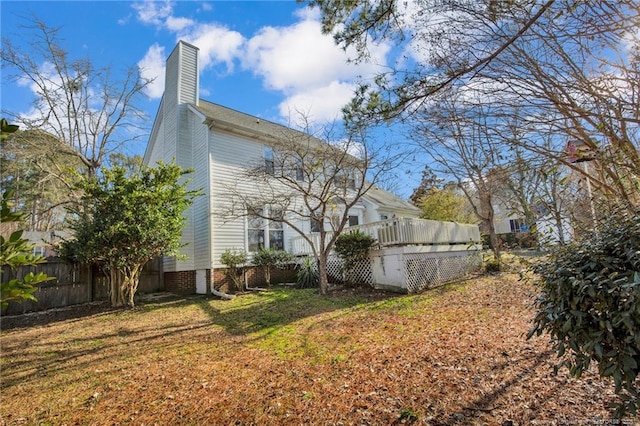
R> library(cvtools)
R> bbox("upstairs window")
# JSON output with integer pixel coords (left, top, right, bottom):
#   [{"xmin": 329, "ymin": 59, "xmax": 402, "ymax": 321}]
[
  {"xmin": 264, "ymin": 146, "xmax": 274, "ymax": 175},
  {"xmin": 295, "ymin": 157, "xmax": 304, "ymax": 181},
  {"xmin": 336, "ymin": 170, "xmax": 356, "ymax": 190},
  {"xmin": 509, "ymin": 218, "xmax": 528, "ymax": 233},
  {"xmin": 311, "ymin": 215, "xmax": 323, "ymax": 233},
  {"xmin": 348, "ymin": 215, "xmax": 359, "ymax": 227}
]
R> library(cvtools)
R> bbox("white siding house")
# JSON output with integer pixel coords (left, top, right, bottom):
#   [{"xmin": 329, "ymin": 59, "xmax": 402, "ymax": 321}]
[
  {"xmin": 492, "ymin": 201, "xmax": 573, "ymax": 248},
  {"xmin": 144, "ymin": 41, "xmax": 444, "ymax": 294}
]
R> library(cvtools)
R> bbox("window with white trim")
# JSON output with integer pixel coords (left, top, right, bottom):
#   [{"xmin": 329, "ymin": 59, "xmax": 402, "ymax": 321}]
[
  {"xmin": 509, "ymin": 218, "xmax": 527, "ymax": 233},
  {"xmin": 248, "ymin": 207, "xmax": 284, "ymax": 252},
  {"xmin": 264, "ymin": 146, "xmax": 274, "ymax": 175},
  {"xmin": 310, "ymin": 214, "xmax": 323, "ymax": 233},
  {"xmin": 336, "ymin": 170, "xmax": 356, "ymax": 190},
  {"xmin": 268, "ymin": 209, "xmax": 284, "ymax": 250},
  {"xmin": 294, "ymin": 157, "xmax": 304, "ymax": 181}
]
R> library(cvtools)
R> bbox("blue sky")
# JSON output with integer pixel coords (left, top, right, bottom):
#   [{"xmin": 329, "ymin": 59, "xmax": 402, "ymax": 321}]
[{"xmin": 0, "ymin": 1, "xmax": 422, "ymax": 196}]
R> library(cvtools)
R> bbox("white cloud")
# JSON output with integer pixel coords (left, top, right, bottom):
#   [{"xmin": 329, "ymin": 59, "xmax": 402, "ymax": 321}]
[
  {"xmin": 292, "ymin": 5, "xmax": 321, "ymax": 22},
  {"xmin": 133, "ymin": 1, "xmax": 244, "ymax": 73},
  {"xmin": 138, "ymin": 44, "xmax": 166, "ymax": 99},
  {"xmin": 179, "ymin": 23, "xmax": 244, "ymax": 72},
  {"xmin": 132, "ymin": 1, "xmax": 392, "ymax": 123},
  {"xmin": 199, "ymin": 2, "xmax": 212, "ymax": 12},
  {"xmin": 331, "ymin": 137, "xmax": 366, "ymax": 159},
  {"xmin": 242, "ymin": 14, "xmax": 390, "ymax": 121},
  {"xmin": 117, "ymin": 14, "xmax": 132, "ymax": 26},
  {"xmin": 166, "ymin": 16, "xmax": 195, "ymax": 32},
  {"xmin": 278, "ymin": 81, "xmax": 356, "ymax": 124},
  {"xmin": 133, "ymin": 0, "xmax": 174, "ymax": 28},
  {"xmin": 244, "ymin": 18, "xmax": 387, "ymax": 93}
]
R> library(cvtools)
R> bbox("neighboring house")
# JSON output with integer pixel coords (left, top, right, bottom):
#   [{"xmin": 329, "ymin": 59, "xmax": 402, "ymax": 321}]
[
  {"xmin": 22, "ymin": 231, "xmax": 69, "ymax": 258},
  {"xmin": 491, "ymin": 199, "xmax": 529, "ymax": 236},
  {"xmin": 492, "ymin": 201, "xmax": 573, "ymax": 248},
  {"xmin": 0, "ymin": 220, "xmax": 68, "ymax": 258},
  {"xmin": 535, "ymin": 213, "xmax": 574, "ymax": 247},
  {"xmin": 144, "ymin": 41, "xmax": 480, "ymax": 295}
]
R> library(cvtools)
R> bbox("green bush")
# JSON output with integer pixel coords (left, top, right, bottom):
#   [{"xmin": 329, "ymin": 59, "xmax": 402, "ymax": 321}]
[
  {"xmin": 251, "ymin": 248, "xmax": 293, "ymax": 286},
  {"xmin": 484, "ymin": 258, "xmax": 501, "ymax": 274},
  {"xmin": 528, "ymin": 207, "xmax": 640, "ymax": 416},
  {"xmin": 296, "ymin": 257, "xmax": 319, "ymax": 289},
  {"xmin": 220, "ymin": 249, "xmax": 247, "ymax": 292},
  {"xmin": 334, "ymin": 231, "xmax": 375, "ymax": 268},
  {"xmin": 334, "ymin": 230, "xmax": 375, "ymax": 286},
  {"xmin": 1, "ymin": 190, "xmax": 54, "ymax": 309}
]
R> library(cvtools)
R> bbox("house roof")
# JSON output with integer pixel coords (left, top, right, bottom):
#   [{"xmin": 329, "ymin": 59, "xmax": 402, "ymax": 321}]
[
  {"xmin": 195, "ymin": 100, "xmax": 312, "ymax": 146},
  {"xmin": 194, "ymin": 99, "xmax": 418, "ymax": 214},
  {"xmin": 364, "ymin": 185, "xmax": 421, "ymax": 214}
]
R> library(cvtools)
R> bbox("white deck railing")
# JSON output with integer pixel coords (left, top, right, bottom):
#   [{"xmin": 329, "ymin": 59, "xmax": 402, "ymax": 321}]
[{"xmin": 290, "ymin": 217, "xmax": 480, "ymax": 256}]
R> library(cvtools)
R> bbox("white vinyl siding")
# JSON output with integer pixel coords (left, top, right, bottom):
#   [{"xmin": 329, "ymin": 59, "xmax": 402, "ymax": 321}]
[
  {"xmin": 147, "ymin": 117, "xmax": 165, "ymax": 166},
  {"xmin": 144, "ymin": 41, "xmax": 201, "ymax": 272},
  {"xmin": 190, "ymin": 111, "xmax": 211, "ymax": 270},
  {"xmin": 171, "ymin": 105, "xmax": 195, "ymax": 271},
  {"xmin": 176, "ymin": 42, "xmax": 198, "ymax": 106},
  {"xmin": 210, "ymin": 129, "xmax": 263, "ymax": 267}
]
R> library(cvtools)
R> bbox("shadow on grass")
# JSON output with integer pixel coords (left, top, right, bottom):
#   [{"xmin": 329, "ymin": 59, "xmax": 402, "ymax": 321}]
[
  {"xmin": 0, "ymin": 301, "xmax": 121, "ymax": 331},
  {"xmin": 0, "ymin": 285, "xmax": 401, "ymax": 389},
  {"xmin": 193, "ymin": 285, "xmax": 397, "ymax": 335}
]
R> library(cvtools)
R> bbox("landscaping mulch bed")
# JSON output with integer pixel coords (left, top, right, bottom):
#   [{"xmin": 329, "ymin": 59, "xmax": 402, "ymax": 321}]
[{"xmin": 1, "ymin": 273, "xmax": 636, "ymax": 425}]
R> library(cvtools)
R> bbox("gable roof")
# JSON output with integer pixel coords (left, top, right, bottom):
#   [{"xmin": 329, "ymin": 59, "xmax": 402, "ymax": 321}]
[
  {"xmin": 364, "ymin": 185, "xmax": 421, "ymax": 214},
  {"xmin": 194, "ymin": 100, "xmax": 418, "ymax": 214},
  {"xmin": 194, "ymin": 100, "xmax": 311, "ymax": 146}
]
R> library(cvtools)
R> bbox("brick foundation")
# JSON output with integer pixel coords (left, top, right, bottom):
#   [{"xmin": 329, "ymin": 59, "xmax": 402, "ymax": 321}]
[
  {"xmin": 165, "ymin": 266, "xmax": 297, "ymax": 295},
  {"xmin": 213, "ymin": 265, "xmax": 297, "ymax": 293},
  {"xmin": 164, "ymin": 270, "xmax": 197, "ymax": 295}
]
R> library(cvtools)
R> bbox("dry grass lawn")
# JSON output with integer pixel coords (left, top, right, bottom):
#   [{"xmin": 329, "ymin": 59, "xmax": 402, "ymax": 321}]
[{"xmin": 1, "ymin": 273, "xmax": 634, "ymax": 425}]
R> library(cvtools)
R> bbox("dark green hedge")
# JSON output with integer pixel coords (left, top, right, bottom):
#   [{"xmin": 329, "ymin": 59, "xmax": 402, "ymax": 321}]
[{"xmin": 529, "ymin": 207, "xmax": 640, "ymax": 416}]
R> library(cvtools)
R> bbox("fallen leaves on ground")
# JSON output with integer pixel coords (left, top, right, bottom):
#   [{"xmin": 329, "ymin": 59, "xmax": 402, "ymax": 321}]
[{"xmin": 1, "ymin": 273, "xmax": 635, "ymax": 425}]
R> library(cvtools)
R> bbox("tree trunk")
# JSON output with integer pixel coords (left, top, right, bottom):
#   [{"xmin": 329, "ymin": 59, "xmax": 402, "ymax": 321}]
[
  {"xmin": 482, "ymin": 197, "xmax": 502, "ymax": 269},
  {"xmin": 122, "ymin": 265, "xmax": 142, "ymax": 307},
  {"xmin": 318, "ymin": 251, "xmax": 329, "ymax": 295},
  {"xmin": 109, "ymin": 268, "xmax": 125, "ymax": 307},
  {"xmin": 108, "ymin": 264, "xmax": 142, "ymax": 307},
  {"xmin": 554, "ymin": 211, "xmax": 566, "ymax": 246},
  {"xmin": 489, "ymin": 230, "xmax": 502, "ymax": 268}
]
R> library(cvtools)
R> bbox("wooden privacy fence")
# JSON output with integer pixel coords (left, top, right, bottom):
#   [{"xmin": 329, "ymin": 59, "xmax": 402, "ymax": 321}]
[{"xmin": 1, "ymin": 258, "xmax": 163, "ymax": 315}]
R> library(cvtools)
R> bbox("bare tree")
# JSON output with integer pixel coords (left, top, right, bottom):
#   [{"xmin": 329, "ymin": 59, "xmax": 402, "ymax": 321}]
[
  {"xmin": 535, "ymin": 162, "xmax": 577, "ymax": 246},
  {"xmin": 413, "ymin": 94, "xmax": 509, "ymax": 266},
  {"xmin": 462, "ymin": 1, "xmax": 640, "ymax": 211},
  {"xmin": 307, "ymin": 0, "xmax": 556, "ymax": 122},
  {"xmin": 311, "ymin": 1, "xmax": 639, "ymax": 213},
  {"xmin": 1, "ymin": 17, "xmax": 152, "ymax": 179},
  {"xmin": 217, "ymin": 116, "xmax": 404, "ymax": 295},
  {"xmin": 489, "ymin": 147, "xmax": 543, "ymax": 231}
]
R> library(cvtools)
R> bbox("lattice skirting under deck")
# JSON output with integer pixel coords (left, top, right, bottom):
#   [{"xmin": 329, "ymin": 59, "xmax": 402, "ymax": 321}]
[
  {"xmin": 319, "ymin": 250, "xmax": 482, "ymax": 293},
  {"xmin": 402, "ymin": 252, "xmax": 482, "ymax": 293}
]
